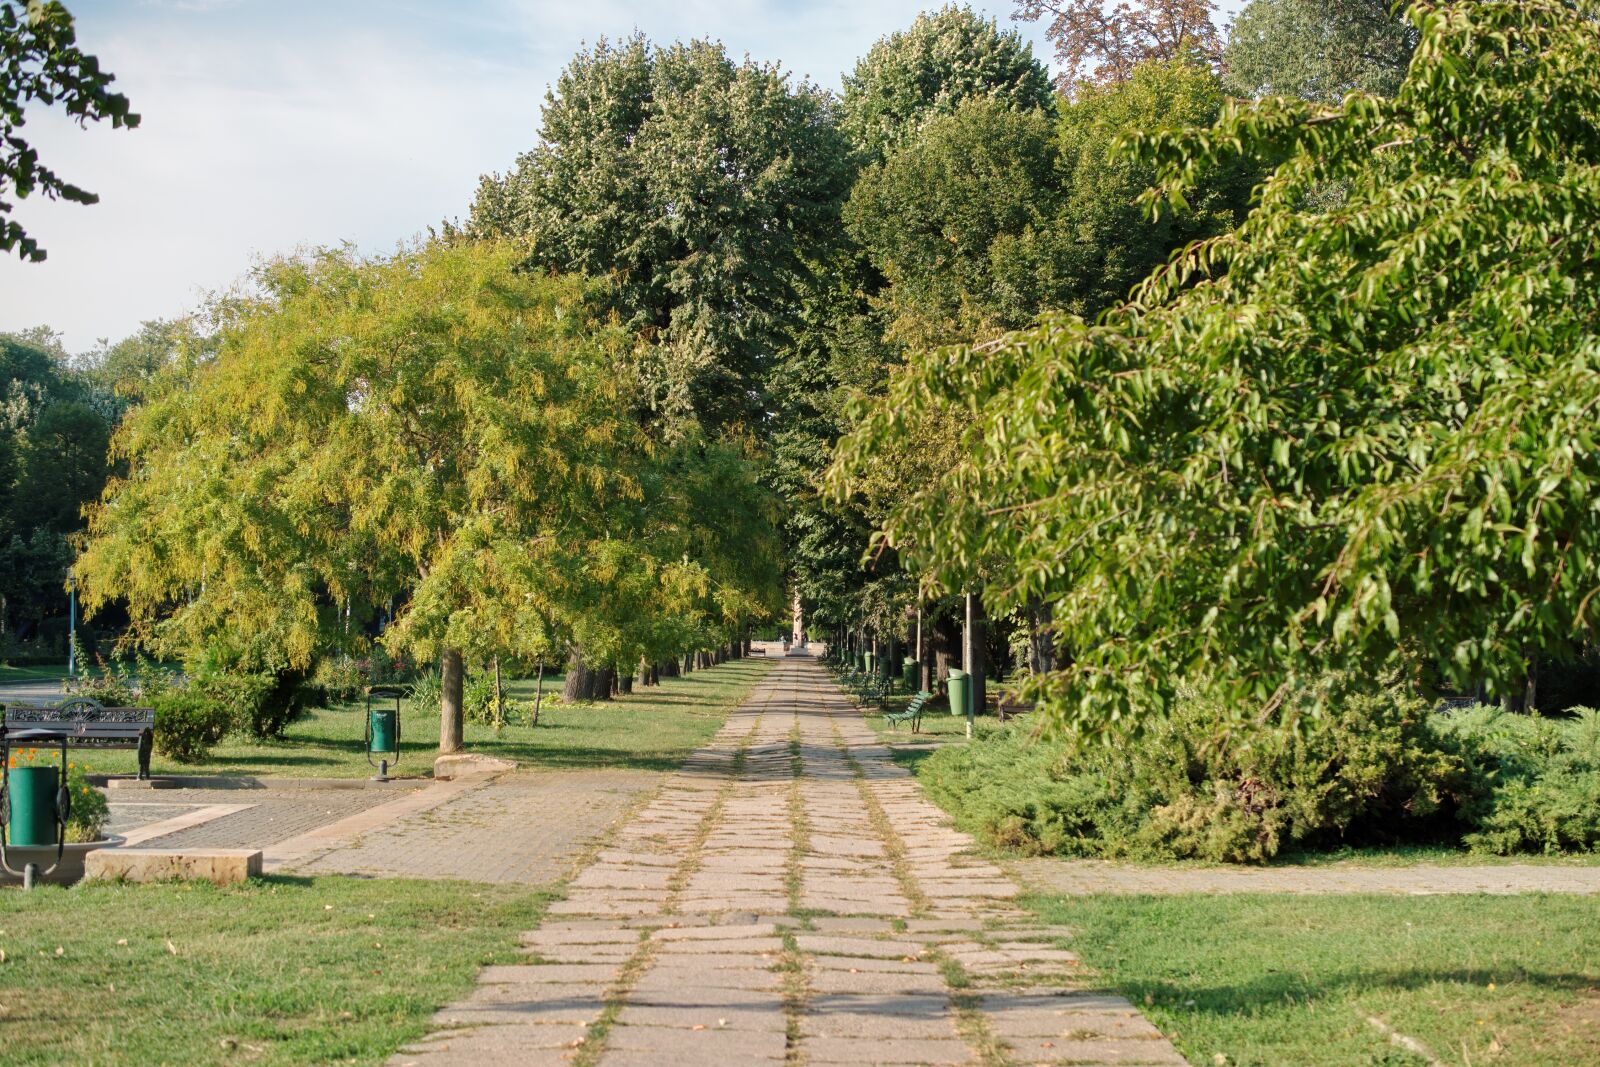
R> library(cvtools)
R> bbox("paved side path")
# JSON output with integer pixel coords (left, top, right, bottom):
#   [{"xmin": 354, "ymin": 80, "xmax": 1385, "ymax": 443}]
[
  {"xmin": 395, "ymin": 655, "xmax": 1180, "ymax": 1067},
  {"xmin": 1012, "ymin": 855, "xmax": 1600, "ymax": 896},
  {"xmin": 300, "ymin": 770, "xmax": 656, "ymax": 882}
]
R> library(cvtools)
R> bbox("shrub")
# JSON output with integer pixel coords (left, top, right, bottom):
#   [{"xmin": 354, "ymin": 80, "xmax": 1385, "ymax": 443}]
[
  {"xmin": 151, "ymin": 690, "xmax": 232, "ymax": 763},
  {"xmin": 310, "ymin": 655, "xmax": 365, "ymax": 705},
  {"xmin": 1432, "ymin": 705, "xmax": 1600, "ymax": 855},
  {"xmin": 66, "ymin": 760, "xmax": 109, "ymax": 842},
  {"xmin": 918, "ymin": 675, "xmax": 1464, "ymax": 863},
  {"xmin": 463, "ymin": 669, "xmax": 501, "ymax": 727}
]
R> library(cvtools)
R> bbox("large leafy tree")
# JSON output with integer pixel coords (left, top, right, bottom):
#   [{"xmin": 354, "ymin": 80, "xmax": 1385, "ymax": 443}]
[
  {"xmin": 839, "ymin": 4, "xmax": 1054, "ymax": 158},
  {"xmin": 1224, "ymin": 0, "xmax": 1418, "ymax": 104},
  {"xmin": 469, "ymin": 36, "xmax": 849, "ymax": 432},
  {"xmin": 1, "ymin": 0, "xmax": 138, "ymax": 261},
  {"xmin": 78, "ymin": 242, "xmax": 663, "ymax": 752},
  {"xmin": 834, "ymin": 0, "xmax": 1600, "ymax": 734}
]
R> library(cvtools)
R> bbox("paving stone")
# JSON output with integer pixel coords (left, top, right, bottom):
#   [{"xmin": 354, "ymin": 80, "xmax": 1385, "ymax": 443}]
[
  {"xmin": 805, "ymin": 1035, "xmax": 976, "ymax": 1063},
  {"xmin": 400, "ymin": 656, "xmax": 1181, "ymax": 1067}
]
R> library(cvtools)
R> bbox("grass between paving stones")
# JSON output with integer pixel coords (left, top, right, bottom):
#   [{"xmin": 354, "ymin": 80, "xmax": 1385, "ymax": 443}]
[
  {"xmin": 1024, "ymin": 892, "xmax": 1600, "ymax": 1067},
  {"xmin": 81, "ymin": 658, "xmax": 774, "ymax": 780},
  {"xmin": 0, "ymin": 875, "xmax": 551, "ymax": 1066}
]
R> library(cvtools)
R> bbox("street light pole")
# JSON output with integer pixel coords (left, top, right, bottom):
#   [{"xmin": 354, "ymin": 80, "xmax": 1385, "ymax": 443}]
[{"xmin": 67, "ymin": 575, "xmax": 77, "ymax": 681}]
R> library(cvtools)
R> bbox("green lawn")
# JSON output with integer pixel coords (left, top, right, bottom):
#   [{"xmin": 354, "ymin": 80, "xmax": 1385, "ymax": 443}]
[
  {"xmin": 0, "ymin": 662, "xmax": 69, "ymax": 685},
  {"xmin": 0, "ymin": 876, "xmax": 550, "ymax": 1066},
  {"xmin": 78, "ymin": 657, "xmax": 773, "ymax": 780},
  {"xmin": 1025, "ymin": 892, "xmax": 1600, "ymax": 1067}
]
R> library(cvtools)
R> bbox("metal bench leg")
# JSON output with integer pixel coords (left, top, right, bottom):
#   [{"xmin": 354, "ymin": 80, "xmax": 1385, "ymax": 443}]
[{"xmin": 138, "ymin": 732, "xmax": 153, "ymax": 779}]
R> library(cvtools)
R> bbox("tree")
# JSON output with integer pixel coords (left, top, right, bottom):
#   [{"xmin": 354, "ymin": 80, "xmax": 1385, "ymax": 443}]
[
  {"xmin": 1, "ymin": 0, "xmax": 139, "ymax": 261},
  {"xmin": 1223, "ymin": 0, "xmax": 1418, "ymax": 104},
  {"xmin": 78, "ymin": 242, "xmax": 650, "ymax": 752},
  {"xmin": 833, "ymin": 0, "xmax": 1600, "ymax": 735},
  {"xmin": 469, "ymin": 36, "xmax": 850, "ymax": 433},
  {"xmin": 0, "ymin": 328, "xmax": 111, "ymax": 639},
  {"xmin": 1013, "ymin": 0, "xmax": 1222, "ymax": 91},
  {"xmin": 845, "ymin": 98, "xmax": 1061, "ymax": 348},
  {"xmin": 839, "ymin": 4, "xmax": 1054, "ymax": 158}
]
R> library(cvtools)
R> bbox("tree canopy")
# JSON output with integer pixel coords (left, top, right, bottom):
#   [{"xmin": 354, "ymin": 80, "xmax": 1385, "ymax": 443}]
[
  {"xmin": 832, "ymin": 0, "xmax": 1600, "ymax": 734},
  {"xmin": 1, "ymin": 0, "xmax": 138, "ymax": 261},
  {"xmin": 1224, "ymin": 0, "xmax": 1418, "ymax": 104},
  {"xmin": 78, "ymin": 241, "xmax": 783, "ymax": 747},
  {"xmin": 1014, "ymin": 0, "xmax": 1222, "ymax": 92},
  {"xmin": 468, "ymin": 36, "xmax": 849, "ymax": 433},
  {"xmin": 839, "ymin": 5, "xmax": 1054, "ymax": 157}
]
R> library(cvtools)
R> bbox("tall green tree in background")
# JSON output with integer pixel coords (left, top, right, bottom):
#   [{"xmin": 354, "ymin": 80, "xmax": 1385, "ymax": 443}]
[
  {"xmin": 1224, "ymin": 0, "xmax": 1418, "ymax": 104},
  {"xmin": 1, "ymin": 0, "xmax": 138, "ymax": 261},
  {"xmin": 469, "ymin": 36, "xmax": 850, "ymax": 433},
  {"xmin": 0, "ymin": 328, "xmax": 112, "ymax": 644},
  {"xmin": 834, "ymin": 0, "xmax": 1600, "ymax": 735},
  {"xmin": 839, "ymin": 4, "xmax": 1054, "ymax": 158},
  {"xmin": 776, "ymin": 6, "xmax": 1057, "ymax": 643}
]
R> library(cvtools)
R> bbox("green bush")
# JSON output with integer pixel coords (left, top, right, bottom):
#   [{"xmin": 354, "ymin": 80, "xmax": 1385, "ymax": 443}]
[
  {"xmin": 310, "ymin": 655, "xmax": 365, "ymax": 705},
  {"xmin": 919, "ymin": 676, "xmax": 1463, "ymax": 863},
  {"xmin": 151, "ymin": 690, "xmax": 232, "ymax": 763},
  {"xmin": 463, "ymin": 669, "xmax": 501, "ymax": 727},
  {"xmin": 1432, "ymin": 705, "xmax": 1600, "ymax": 855},
  {"xmin": 65, "ymin": 761, "xmax": 109, "ymax": 842}
]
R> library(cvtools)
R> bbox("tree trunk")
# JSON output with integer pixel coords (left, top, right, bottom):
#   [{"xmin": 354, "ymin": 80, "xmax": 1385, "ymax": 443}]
[
  {"xmin": 1026, "ymin": 596, "xmax": 1055, "ymax": 676},
  {"xmin": 493, "ymin": 656, "xmax": 504, "ymax": 726},
  {"xmin": 563, "ymin": 647, "xmax": 593, "ymax": 703},
  {"xmin": 618, "ymin": 670, "xmax": 633, "ymax": 695},
  {"xmin": 532, "ymin": 663, "xmax": 545, "ymax": 726},
  {"xmin": 594, "ymin": 665, "xmax": 615, "ymax": 702},
  {"xmin": 682, "ymin": 652, "xmax": 693, "ymax": 674},
  {"xmin": 659, "ymin": 658, "xmax": 678, "ymax": 679},
  {"xmin": 439, "ymin": 648, "xmax": 465, "ymax": 753}
]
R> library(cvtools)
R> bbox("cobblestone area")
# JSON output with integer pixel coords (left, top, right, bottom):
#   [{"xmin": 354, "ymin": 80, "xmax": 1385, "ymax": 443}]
[
  {"xmin": 1010, "ymin": 855, "xmax": 1600, "ymax": 896},
  {"xmin": 300, "ymin": 770, "xmax": 658, "ymax": 883},
  {"xmin": 122, "ymin": 787, "xmax": 412, "ymax": 849},
  {"xmin": 106, "ymin": 802, "xmax": 200, "ymax": 837},
  {"xmin": 395, "ymin": 654, "xmax": 1180, "ymax": 1067}
]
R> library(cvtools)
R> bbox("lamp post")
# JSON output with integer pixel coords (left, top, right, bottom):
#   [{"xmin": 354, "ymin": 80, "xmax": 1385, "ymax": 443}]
[{"xmin": 67, "ymin": 574, "xmax": 77, "ymax": 681}]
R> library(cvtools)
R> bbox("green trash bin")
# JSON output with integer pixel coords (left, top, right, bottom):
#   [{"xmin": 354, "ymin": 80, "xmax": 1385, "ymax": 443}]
[
  {"xmin": 369, "ymin": 707, "xmax": 398, "ymax": 757},
  {"xmin": 7, "ymin": 765, "xmax": 59, "ymax": 847},
  {"xmin": 863, "ymin": 651, "xmax": 874, "ymax": 674},
  {"xmin": 902, "ymin": 658, "xmax": 918, "ymax": 689},
  {"xmin": 947, "ymin": 668, "xmax": 969, "ymax": 717}
]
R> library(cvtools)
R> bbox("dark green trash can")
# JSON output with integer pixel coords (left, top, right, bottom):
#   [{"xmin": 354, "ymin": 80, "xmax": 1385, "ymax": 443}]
[
  {"xmin": 7, "ymin": 766, "xmax": 59, "ymax": 847},
  {"xmin": 369, "ymin": 708, "xmax": 398, "ymax": 756},
  {"xmin": 902, "ymin": 658, "xmax": 918, "ymax": 689}
]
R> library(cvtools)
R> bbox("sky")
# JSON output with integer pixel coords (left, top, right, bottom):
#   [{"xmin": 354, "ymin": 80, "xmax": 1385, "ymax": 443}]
[{"xmin": 2, "ymin": 0, "xmax": 1245, "ymax": 353}]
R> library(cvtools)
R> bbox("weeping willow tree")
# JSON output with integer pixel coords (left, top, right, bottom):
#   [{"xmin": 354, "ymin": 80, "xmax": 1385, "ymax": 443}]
[{"xmin": 832, "ymin": 0, "xmax": 1600, "ymax": 735}]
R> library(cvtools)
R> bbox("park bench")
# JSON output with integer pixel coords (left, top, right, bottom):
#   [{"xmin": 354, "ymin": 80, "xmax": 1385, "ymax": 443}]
[
  {"xmin": 1, "ymin": 697, "xmax": 156, "ymax": 779},
  {"xmin": 997, "ymin": 692, "xmax": 1035, "ymax": 723},
  {"xmin": 883, "ymin": 690, "xmax": 931, "ymax": 733}
]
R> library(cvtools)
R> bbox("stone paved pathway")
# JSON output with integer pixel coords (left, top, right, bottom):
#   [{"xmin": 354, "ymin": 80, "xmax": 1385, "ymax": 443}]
[{"xmin": 395, "ymin": 654, "xmax": 1180, "ymax": 1067}]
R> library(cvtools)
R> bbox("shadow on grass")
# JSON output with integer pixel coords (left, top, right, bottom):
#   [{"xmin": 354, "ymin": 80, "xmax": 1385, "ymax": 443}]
[{"xmin": 1110, "ymin": 966, "xmax": 1600, "ymax": 1020}]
